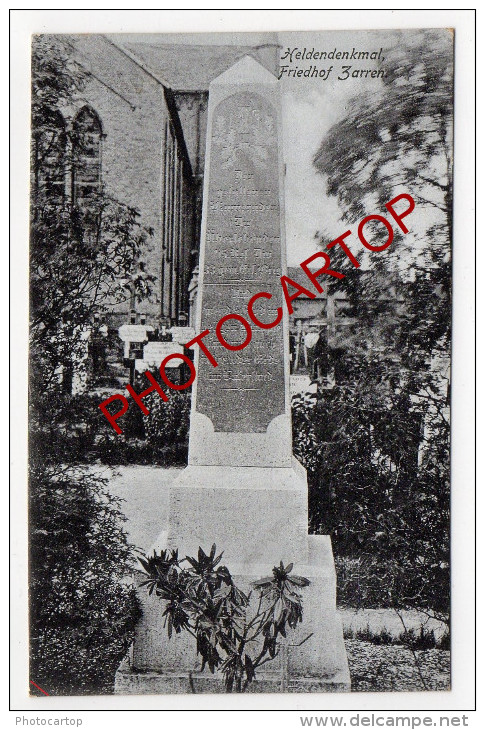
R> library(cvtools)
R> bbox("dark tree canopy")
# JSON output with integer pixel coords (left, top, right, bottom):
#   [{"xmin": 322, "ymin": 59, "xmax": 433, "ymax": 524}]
[
  {"xmin": 313, "ymin": 28, "xmax": 452, "ymax": 374},
  {"xmin": 30, "ymin": 35, "xmax": 155, "ymax": 395},
  {"xmin": 314, "ymin": 29, "xmax": 453, "ymax": 236}
]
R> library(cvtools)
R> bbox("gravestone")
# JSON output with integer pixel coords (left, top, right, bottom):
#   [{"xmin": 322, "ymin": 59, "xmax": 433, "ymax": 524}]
[
  {"xmin": 169, "ymin": 326, "xmax": 196, "ymax": 345},
  {"xmin": 142, "ymin": 341, "xmax": 184, "ymax": 367},
  {"xmin": 118, "ymin": 323, "xmax": 152, "ymax": 359},
  {"xmin": 115, "ymin": 56, "xmax": 350, "ymax": 694}
]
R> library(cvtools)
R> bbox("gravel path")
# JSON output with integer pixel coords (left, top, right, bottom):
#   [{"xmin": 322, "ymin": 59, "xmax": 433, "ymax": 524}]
[{"xmin": 346, "ymin": 640, "xmax": 450, "ymax": 692}]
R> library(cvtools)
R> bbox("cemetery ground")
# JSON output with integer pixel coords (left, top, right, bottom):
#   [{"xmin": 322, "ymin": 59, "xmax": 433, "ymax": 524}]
[{"xmin": 100, "ymin": 464, "xmax": 450, "ymax": 693}]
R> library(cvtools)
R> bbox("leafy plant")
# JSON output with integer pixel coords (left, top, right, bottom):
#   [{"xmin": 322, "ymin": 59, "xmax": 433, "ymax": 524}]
[
  {"xmin": 30, "ymin": 35, "xmax": 155, "ymax": 399},
  {"xmin": 30, "ymin": 194, "xmax": 155, "ymax": 399},
  {"xmin": 139, "ymin": 544, "xmax": 311, "ymax": 692},
  {"xmin": 355, "ymin": 625, "xmax": 394, "ymax": 646},
  {"xmin": 143, "ymin": 387, "xmax": 191, "ymax": 451},
  {"xmin": 398, "ymin": 626, "xmax": 437, "ymax": 651}
]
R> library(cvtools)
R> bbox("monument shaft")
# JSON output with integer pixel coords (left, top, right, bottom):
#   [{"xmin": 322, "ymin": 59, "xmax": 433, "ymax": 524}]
[
  {"xmin": 188, "ymin": 58, "xmax": 293, "ymax": 469},
  {"xmin": 196, "ymin": 91, "xmax": 286, "ymax": 434}
]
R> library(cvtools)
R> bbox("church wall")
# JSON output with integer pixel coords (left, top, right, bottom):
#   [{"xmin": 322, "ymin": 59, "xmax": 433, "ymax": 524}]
[{"xmin": 67, "ymin": 35, "xmax": 195, "ymax": 324}]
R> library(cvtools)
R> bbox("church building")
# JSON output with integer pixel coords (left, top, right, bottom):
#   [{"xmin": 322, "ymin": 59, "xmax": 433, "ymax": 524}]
[{"xmin": 33, "ymin": 33, "xmax": 351, "ymax": 390}]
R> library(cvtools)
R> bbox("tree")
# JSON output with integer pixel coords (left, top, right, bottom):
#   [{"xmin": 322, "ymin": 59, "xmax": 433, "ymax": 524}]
[
  {"xmin": 29, "ymin": 465, "xmax": 141, "ymax": 695},
  {"xmin": 313, "ymin": 29, "xmax": 452, "ymax": 361},
  {"xmin": 313, "ymin": 28, "xmax": 452, "ymax": 366},
  {"xmin": 314, "ymin": 28, "xmax": 453, "ymax": 250},
  {"xmin": 300, "ymin": 30, "xmax": 452, "ymax": 622},
  {"xmin": 30, "ymin": 194, "xmax": 154, "ymax": 396}
]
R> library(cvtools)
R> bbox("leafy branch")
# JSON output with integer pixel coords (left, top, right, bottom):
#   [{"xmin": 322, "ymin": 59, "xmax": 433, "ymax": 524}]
[{"xmin": 138, "ymin": 544, "xmax": 310, "ymax": 693}]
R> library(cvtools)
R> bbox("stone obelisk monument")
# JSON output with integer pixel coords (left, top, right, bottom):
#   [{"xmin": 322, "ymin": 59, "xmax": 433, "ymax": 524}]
[{"xmin": 116, "ymin": 56, "xmax": 350, "ymax": 693}]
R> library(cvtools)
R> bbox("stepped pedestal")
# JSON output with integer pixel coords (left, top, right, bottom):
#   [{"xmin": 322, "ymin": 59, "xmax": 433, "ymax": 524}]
[{"xmin": 115, "ymin": 55, "xmax": 349, "ymax": 695}]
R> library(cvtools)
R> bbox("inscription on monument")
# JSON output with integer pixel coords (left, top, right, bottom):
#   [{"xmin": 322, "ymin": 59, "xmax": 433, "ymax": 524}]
[{"xmin": 196, "ymin": 92, "xmax": 286, "ymax": 432}]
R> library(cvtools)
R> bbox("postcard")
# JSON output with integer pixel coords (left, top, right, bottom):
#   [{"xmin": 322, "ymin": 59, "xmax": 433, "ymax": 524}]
[{"xmin": 10, "ymin": 8, "xmax": 476, "ymax": 720}]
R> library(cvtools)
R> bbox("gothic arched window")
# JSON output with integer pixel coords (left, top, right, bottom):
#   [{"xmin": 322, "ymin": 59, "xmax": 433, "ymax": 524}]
[
  {"xmin": 33, "ymin": 108, "xmax": 67, "ymax": 202},
  {"xmin": 72, "ymin": 106, "xmax": 102, "ymax": 204}
]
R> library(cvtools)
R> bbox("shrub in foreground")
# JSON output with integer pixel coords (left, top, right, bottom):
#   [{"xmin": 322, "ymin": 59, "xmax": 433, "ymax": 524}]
[
  {"xmin": 29, "ymin": 464, "xmax": 141, "ymax": 694},
  {"xmin": 139, "ymin": 545, "xmax": 311, "ymax": 692}
]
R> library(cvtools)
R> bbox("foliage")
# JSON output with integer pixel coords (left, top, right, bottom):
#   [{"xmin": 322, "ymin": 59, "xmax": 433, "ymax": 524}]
[
  {"xmin": 313, "ymin": 28, "xmax": 452, "ymax": 370},
  {"xmin": 143, "ymin": 389, "xmax": 191, "ymax": 450},
  {"xmin": 30, "ymin": 194, "xmax": 155, "ymax": 396},
  {"xmin": 93, "ymin": 375, "xmax": 190, "ymax": 465},
  {"xmin": 398, "ymin": 626, "xmax": 437, "ymax": 651},
  {"xmin": 30, "ymin": 35, "xmax": 155, "ymax": 398},
  {"xmin": 293, "ymin": 388, "xmax": 449, "ymax": 623},
  {"xmin": 296, "ymin": 30, "xmax": 452, "ymax": 623},
  {"xmin": 29, "ymin": 464, "xmax": 141, "ymax": 695},
  {"xmin": 29, "ymin": 386, "xmax": 190, "ymax": 466},
  {"xmin": 344, "ymin": 624, "xmax": 442, "ymax": 650},
  {"xmin": 314, "ymin": 28, "xmax": 453, "ymax": 241},
  {"xmin": 139, "ymin": 545, "xmax": 310, "ymax": 692},
  {"xmin": 29, "ymin": 37, "xmax": 156, "ymax": 695},
  {"xmin": 355, "ymin": 626, "xmax": 394, "ymax": 646},
  {"xmin": 313, "ymin": 29, "xmax": 452, "ymax": 384},
  {"xmin": 31, "ymin": 36, "xmax": 86, "ymax": 124}
]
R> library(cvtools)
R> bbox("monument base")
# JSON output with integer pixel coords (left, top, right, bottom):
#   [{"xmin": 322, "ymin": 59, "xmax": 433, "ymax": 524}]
[
  {"xmin": 115, "ymin": 535, "xmax": 350, "ymax": 694},
  {"xmin": 115, "ymin": 659, "xmax": 350, "ymax": 694}
]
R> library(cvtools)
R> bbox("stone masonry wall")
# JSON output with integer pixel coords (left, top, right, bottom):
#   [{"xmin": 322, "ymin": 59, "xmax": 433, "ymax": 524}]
[{"xmin": 66, "ymin": 35, "xmax": 174, "ymax": 319}]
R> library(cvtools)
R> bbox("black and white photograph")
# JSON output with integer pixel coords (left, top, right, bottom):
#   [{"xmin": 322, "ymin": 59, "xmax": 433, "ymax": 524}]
[{"xmin": 10, "ymin": 7, "xmax": 476, "ymax": 719}]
